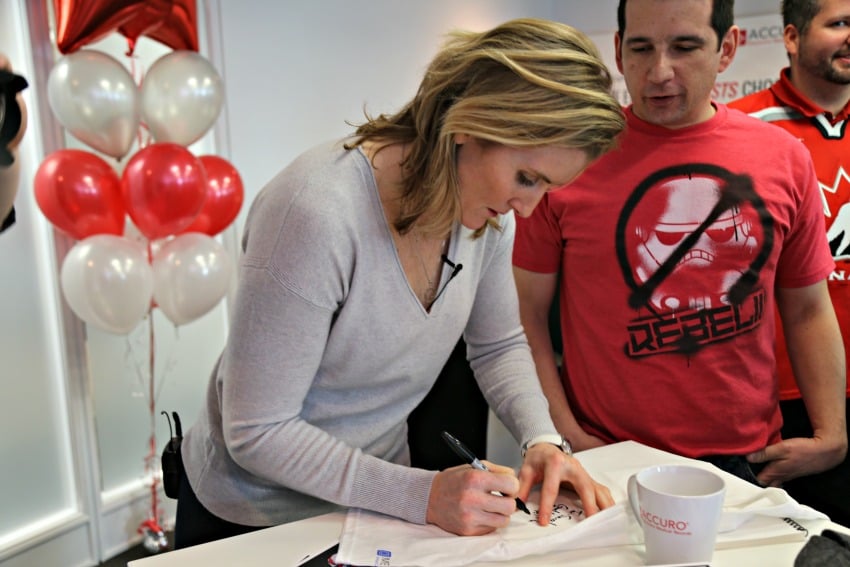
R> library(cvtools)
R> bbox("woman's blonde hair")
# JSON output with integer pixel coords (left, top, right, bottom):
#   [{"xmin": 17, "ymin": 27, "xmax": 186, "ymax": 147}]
[{"xmin": 347, "ymin": 18, "xmax": 625, "ymax": 237}]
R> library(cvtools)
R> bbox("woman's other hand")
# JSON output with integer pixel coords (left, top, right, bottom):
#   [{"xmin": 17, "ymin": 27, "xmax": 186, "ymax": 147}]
[{"xmin": 518, "ymin": 443, "xmax": 614, "ymax": 526}]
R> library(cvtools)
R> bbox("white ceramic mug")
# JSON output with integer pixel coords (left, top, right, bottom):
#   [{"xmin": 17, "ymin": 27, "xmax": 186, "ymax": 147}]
[{"xmin": 628, "ymin": 464, "xmax": 726, "ymax": 565}]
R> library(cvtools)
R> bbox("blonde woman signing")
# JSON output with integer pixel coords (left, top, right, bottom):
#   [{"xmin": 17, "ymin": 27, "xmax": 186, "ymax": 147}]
[{"xmin": 176, "ymin": 18, "xmax": 625, "ymax": 548}]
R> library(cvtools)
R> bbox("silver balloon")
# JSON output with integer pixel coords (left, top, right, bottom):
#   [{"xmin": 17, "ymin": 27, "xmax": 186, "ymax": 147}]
[
  {"xmin": 47, "ymin": 50, "xmax": 140, "ymax": 159},
  {"xmin": 152, "ymin": 233, "xmax": 232, "ymax": 326},
  {"xmin": 60, "ymin": 235, "xmax": 153, "ymax": 334},
  {"xmin": 140, "ymin": 51, "xmax": 224, "ymax": 147}
]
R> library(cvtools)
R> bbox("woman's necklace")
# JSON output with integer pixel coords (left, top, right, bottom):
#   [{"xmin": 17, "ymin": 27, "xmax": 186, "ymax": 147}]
[{"xmin": 412, "ymin": 231, "xmax": 444, "ymax": 304}]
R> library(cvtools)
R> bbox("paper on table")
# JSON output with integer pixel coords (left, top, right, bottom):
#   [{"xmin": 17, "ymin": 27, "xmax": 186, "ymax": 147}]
[
  {"xmin": 715, "ymin": 487, "xmax": 824, "ymax": 548},
  {"xmin": 335, "ymin": 442, "xmax": 826, "ymax": 566},
  {"xmin": 719, "ymin": 485, "xmax": 825, "ymax": 531}
]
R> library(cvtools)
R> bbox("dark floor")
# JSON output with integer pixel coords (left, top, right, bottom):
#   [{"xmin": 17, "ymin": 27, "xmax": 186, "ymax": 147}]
[{"xmin": 99, "ymin": 532, "xmax": 173, "ymax": 567}]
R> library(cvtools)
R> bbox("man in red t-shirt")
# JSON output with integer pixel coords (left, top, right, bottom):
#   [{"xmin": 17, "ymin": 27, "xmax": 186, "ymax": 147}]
[
  {"xmin": 514, "ymin": 0, "xmax": 847, "ymax": 492},
  {"xmin": 729, "ymin": 0, "xmax": 850, "ymax": 526}
]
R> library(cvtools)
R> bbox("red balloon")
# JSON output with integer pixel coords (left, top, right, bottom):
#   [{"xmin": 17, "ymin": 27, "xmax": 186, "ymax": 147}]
[
  {"xmin": 53, "ymin": 0, "xmax": 198, "ymax": 55},
  {"xmin": 34, "ymin": 149, "xmax": 125, "ymax": 239},
  {"xmin": 182, "ymin": 155, "xmax": 244, "ymax": 236},
  {"xmin": 119, "ymin": 0, "xmax": 198, "ymax": 55},
  {"xmin": 121, "ymin": 143, "xmax": 207, "ymax": 240}
]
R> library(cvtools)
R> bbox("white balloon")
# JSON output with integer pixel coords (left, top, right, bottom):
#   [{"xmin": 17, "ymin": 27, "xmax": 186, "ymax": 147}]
[
  {"xmin": 140, "ymin": 51, "xmax": 224, "ymax": 146},
  {"xmin": 47, "ymin": 50, "xmax": 140, "ymax": 159},
  {"xmin": 60, "ymin": 235, "xmax": 153, "ymax": 334},
  {"xmin": 152, "ymin": 233, "xmax": 232, "ymax": 326}
]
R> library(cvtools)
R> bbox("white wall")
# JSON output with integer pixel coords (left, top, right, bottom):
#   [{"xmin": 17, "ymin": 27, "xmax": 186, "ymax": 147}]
[
  {"xmin": 216, "ymin": 0, "xmax": 563, "ymax": 234},
  {"xmin": 0, "ymin": 1, "xmax": 786, "ymax": 564},
  {"xmin": 0, "ymin": 0, "xmax": 74, "ymax": 543}
]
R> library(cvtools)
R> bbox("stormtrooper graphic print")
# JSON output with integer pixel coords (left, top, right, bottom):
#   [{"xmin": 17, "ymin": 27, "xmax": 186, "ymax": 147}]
[{"xmin": 616, "ymin": 164, "xmax": 774, "ymax": 358}]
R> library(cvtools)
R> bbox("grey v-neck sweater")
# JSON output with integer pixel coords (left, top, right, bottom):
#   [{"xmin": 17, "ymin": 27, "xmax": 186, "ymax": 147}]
[{"xmin": 181, "ymin": 140, "xmax": 558, "ymax": 527}]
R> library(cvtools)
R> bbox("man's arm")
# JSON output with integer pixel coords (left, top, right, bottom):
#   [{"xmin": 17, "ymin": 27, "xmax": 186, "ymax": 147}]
[
  {"xmin": 751, "ymin": 280, "xmax": 847, "ymax": 484},
  {"xmin": 513, "ymin": 266, "xmax": 605, "ymax": 451}
]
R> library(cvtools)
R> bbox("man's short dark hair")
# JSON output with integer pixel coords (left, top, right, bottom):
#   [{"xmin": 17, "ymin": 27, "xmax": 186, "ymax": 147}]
[
  {"xmin": 781, "ymin": 0, "xmax": 821, "ymax": 36},
  {"xmin": 617, "ymin": 0, "xmax": 735, "ymax": 51}
]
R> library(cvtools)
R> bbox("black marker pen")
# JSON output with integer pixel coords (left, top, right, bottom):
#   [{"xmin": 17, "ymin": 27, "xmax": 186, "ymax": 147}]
[{"xmin": 441, "ymin": 430, "xmax": 531, "ymax": 515}]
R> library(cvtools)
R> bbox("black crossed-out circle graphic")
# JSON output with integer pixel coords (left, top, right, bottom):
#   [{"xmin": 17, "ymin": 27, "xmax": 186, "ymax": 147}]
[{"xmin": 615, "ymin": 164, "xmax": 775, "ymax": 354}]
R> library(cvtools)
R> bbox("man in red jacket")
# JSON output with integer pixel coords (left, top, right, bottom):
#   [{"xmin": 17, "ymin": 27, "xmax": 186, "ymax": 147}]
[{"xmin": 728, "ymin": 0, "xmax": 850, "ymax": 526}]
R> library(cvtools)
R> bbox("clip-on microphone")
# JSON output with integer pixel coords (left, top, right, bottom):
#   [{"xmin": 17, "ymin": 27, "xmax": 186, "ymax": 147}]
[{"xmin": 433, "ymin": 255, "xmax": 463, "ymax": 302}]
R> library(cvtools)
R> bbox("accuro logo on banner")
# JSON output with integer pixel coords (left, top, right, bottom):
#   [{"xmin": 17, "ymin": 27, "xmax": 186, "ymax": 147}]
[
  {"xmin": 640, "ymin": 507, "xmax": 693, "ymax": 535},
  {"xmin": 739, "ymin": 25, "xmax": 784, "ymax": 46}
]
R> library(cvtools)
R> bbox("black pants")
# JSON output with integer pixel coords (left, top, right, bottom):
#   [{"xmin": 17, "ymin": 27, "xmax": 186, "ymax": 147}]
[
  {"xmin": 779, "ymin": 398, "xmax": 850, "ymax": 528},
  {"xmin": 408, "ymin": 338, "xmax": 489, "ymax": 470},
  {"xmin": 173, "ymin": 472, "xmax": 261, "ymax": 549}
]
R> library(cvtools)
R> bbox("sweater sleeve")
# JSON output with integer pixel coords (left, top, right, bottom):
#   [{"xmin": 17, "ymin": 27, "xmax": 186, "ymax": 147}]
[{"xmin": 464, "ymin": 214, "xmax": 559, "ymax": 448}]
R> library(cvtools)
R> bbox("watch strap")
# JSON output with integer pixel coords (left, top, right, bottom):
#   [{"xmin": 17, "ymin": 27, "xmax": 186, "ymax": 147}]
[{"xmin": 521, "ymin": 433, "xmax": 572, "ymax": 457}]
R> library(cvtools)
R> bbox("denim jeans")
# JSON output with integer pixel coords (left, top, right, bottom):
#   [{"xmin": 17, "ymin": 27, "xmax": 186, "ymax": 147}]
[{"xmin": 697, "ymin": 454, "xmax": 767, "ymax": 487}]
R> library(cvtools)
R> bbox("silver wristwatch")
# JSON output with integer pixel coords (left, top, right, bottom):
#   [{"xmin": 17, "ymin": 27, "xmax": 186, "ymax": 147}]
[{"xmin": 520, "ymin": 434, "xmax": 572, "ymax": 457}]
